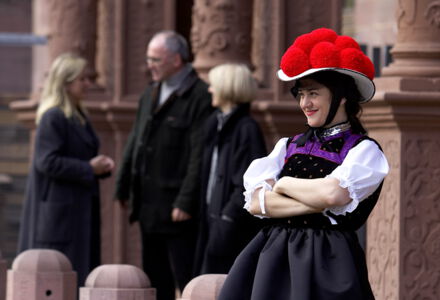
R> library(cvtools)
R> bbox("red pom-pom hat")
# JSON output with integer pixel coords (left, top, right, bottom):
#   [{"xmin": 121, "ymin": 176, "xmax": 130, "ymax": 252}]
[{"xmin": 278, "ymin": 28, "xmax": 375, "ymax": 103}]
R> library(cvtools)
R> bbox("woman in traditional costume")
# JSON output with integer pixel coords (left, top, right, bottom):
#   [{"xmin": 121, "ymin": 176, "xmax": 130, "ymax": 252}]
[{"xmin": 218, "ymin": 28, "xmax": 389, "ymax": 300}]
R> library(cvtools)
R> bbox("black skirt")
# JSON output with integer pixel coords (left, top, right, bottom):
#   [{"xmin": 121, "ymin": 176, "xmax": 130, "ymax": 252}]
[{"xmin": 218, "ymin": 224, "xmax": 375, "ymax": 300}]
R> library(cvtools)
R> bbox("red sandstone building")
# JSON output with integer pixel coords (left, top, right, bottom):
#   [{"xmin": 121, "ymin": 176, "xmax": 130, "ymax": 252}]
[{"xmin": 1, "ymin": 0, "xmax": 439, "ymax": 299}]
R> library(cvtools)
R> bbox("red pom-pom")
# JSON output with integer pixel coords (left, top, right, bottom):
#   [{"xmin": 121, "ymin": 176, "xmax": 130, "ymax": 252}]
[
  {"xmin": 280, "ymin": 27, "xmax": 373, "ymax": 80},
  {"xmin": 293, "ymin": 28, "xmax": 337, "ymax": 54},
  {"xmin": 280, "ymin": 46, "xmax": 310, "ymax": 77},
  {"xmin": 339, "ymin": 48, "xmax": 374, "ymax": 79},
  {"xmin": 334, "ymin": 36, "xmax": 361, "ymax": 51},
  {"xmin": 339, "ymin": 48, "xmax": 365, "ymax": 71},
  {"xmin": 309, "ymin": 42, "xmax": 340, "ymax": 68},
  {"xmin": 361, "ymin": 55, "xmax": 375, "ymax": 79},
  {"xmin": 293, "ymin": 33, "xmax": 319, "ymax": 54},
  {"xmin": 309, "ymin": 28, "xmax": 338, "ymax": 43}
]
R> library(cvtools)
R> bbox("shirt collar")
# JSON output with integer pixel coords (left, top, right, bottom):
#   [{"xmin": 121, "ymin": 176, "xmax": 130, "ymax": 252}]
[
  {"xmin": 320, "ymin": 121, "xmax": 351, "ymax": 138},
  {"xmin": 163, "ymin": 63, "xmax": 192, "ymax": 89}
]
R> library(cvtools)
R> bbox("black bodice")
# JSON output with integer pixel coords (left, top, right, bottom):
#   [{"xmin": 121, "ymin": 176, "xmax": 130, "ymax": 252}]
[{"xmin": 274, "ymin": 131, "xmax": 383, "ymax": 231}]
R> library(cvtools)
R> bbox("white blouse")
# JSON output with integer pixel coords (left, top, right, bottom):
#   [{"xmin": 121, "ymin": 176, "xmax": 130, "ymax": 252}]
[{"xmin": 243, "ymin": 137, "xmax": 389, "ymax": 224}]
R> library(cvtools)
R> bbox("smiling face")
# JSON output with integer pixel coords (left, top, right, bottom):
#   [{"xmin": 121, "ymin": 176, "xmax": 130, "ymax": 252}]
[{"xmin": 297, "ymin": 78, "xmax": 347, "ymax": 128}]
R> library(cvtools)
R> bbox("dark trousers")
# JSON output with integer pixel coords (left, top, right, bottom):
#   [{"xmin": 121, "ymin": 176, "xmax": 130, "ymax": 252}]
[{"xmin": 141, "ymin": 225, "xmax": 197, "ymax": 300}]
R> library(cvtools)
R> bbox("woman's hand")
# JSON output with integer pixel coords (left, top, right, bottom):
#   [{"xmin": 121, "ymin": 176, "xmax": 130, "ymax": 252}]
[{"xmin": 90, "ymin": 154, "xmax": 115, "ymax": 175}]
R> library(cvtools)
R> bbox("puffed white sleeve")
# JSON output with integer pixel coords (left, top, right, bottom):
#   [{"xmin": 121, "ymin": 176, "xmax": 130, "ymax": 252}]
[
  {"xmin": 243, "ymin": 137, "xmax": 288, "ymax": 218},
  {"xmin": 325, "ymin": 139, "xmax": 389, "ymax": 217}
]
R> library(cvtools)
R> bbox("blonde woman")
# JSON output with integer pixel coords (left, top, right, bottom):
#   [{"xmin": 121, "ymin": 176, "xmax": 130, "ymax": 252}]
[
  {"xmin": 18, "ymin": 53, "xmax": 114, "ymax": 286},
  {"xmin": 195, "ymin": 63, "xmax": 267, "ymax": 275}
]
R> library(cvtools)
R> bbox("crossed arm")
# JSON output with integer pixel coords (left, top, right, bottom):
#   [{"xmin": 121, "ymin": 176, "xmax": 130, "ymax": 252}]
[{"xmin": 248, "ymin": 176, "xmax": 351, "ymax": 218}]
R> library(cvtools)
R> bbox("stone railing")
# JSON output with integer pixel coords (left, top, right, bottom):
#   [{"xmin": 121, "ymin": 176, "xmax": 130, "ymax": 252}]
[{"xmin": 1, "ymin": 249, "xmax": 227, "ymax": 300}]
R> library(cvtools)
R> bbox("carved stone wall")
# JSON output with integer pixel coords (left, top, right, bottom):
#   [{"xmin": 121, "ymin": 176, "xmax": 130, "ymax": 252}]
[
  {"xmin": 365, "ymin": 99, "xmax": 440, "ymax": 299},
  {"xmin": 364, "ymin": 0, "xmax": 440, "ymax": 298},
  {"xmin": 401, "ymin": 133, "xmax": 440, "ymax": 299},
  {"xmin": 366, "ymin": 130, "xmax": 400, "ymax": 300},
  {"xmin": 191, "ymin": 0, "xmax": 254, "ymax": 80}
]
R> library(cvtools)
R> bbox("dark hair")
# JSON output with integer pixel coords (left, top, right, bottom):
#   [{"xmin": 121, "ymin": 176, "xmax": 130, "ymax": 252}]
[{"xmin": 291, "ymin": 71, "xmax": 366, "ymax": 134}]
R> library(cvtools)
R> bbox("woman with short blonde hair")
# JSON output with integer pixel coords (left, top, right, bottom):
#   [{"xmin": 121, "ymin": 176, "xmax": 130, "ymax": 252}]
[
  {"xmin": 208, "ymin": 63, "xmax": 257, "ymax": 106},
  {"xmin": 195, "ymin": 63, "xmax": 267, "ymax": 275}
]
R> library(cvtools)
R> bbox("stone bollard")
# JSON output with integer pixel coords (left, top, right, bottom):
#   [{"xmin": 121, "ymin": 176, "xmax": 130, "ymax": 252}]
[
  {"xmin": 178, "ymin": 274, "xmax": 227, "ymax": 300},
  {"xmin": 80, "ymin": 264, "xmax": 156, "ymax": 300},
  {"xmin": 7, "ymin": 249, "xmax": 77, "ymax": 300},
  {"xmin": 0, "ymin": 250, "xmax": 6, "ymax": 300}
]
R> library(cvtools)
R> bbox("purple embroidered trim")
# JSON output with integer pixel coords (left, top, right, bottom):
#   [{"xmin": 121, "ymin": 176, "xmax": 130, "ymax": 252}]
[{"xmin": 286, "ymin": 131, "xmax": 364, "ymax": 164}]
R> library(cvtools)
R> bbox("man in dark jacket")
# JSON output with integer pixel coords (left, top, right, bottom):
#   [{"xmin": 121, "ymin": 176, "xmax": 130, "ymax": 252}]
[{"xmin": 115, "ymin": 30, "xmax": 212, "ymax": 300}]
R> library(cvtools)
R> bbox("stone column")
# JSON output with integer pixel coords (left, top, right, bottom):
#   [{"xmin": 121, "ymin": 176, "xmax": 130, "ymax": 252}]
[
  {"xmin": 382, "ymin": 0, "xmax": 440, "ymax": 77},
  {"xmin": 191, "ymin": 0, "xmax": 254, "ymax": 80},
  {"xmin": 96, "ymin": 0, "xmax": 173, "ymax": 269},
  {"xmin": 363, "ymin": 0, "xmax": 440, "ymax": 299},
  {"xmin": 10, "ymin": 0, "xmax": 99, "ymax": 124},
  {"xmin": 46, "ymin": 0, "xmax": 98, "ymax": 81}
]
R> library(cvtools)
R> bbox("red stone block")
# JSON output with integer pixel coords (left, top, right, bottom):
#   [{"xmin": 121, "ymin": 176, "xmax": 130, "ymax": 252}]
[
  {"xmin": 6, "ymin": 249, "xmax": 77, "ymax": 300},
  {"xmin": 179, "ymin": 274, "xmax": 227, "ymax": 300},
  {"xmin": 80, "ymin": 264, "xmax": 156, "ymax": 300}
]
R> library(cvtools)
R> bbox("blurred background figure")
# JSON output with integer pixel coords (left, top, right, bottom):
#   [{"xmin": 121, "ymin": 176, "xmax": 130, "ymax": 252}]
[
  {"xmin": 114, "ymin": 30, "xmax": 212, "ymax": 300},
  {"xmin": 195, "ymin": 63, "xmax": 267, "ymax": 275},
  {"xmin": 17, "ymin": 53, "xmax": 114, "ymax": 286}
]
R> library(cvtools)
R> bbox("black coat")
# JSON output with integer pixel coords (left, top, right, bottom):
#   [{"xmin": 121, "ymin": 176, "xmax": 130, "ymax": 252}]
[
  {"xmin": 18, "ymin": 107, "xmax": 101, "ymax": 286},
  {"xmin": 195, "ymin": 103, "xmax": 268, "ymax": 274},
  {"xmin": 115, "ymin": 70, "xmax": 213, "ymax": 234}
]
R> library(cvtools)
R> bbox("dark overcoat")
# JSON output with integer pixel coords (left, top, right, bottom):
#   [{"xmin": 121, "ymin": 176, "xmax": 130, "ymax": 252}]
[
  {"xmin": 18, "ymin": 107, "xmax": 101, "ymax": 286},
  {"xmin": 195, "ymin": 103, "xmax": 268, "ymax": 274},
  {"xmin": 115, "ymin": 70, "xmax": 213, "ymax": 234}
]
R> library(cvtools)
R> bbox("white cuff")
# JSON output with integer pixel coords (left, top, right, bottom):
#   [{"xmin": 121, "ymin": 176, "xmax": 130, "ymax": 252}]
[
  {"xmin": 258, "ymin": 181, "xmax": 273, "ymax": 215},
  {"xmin": 243, "ymin": 181, "xmax": 273, "ymax": 219}
]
